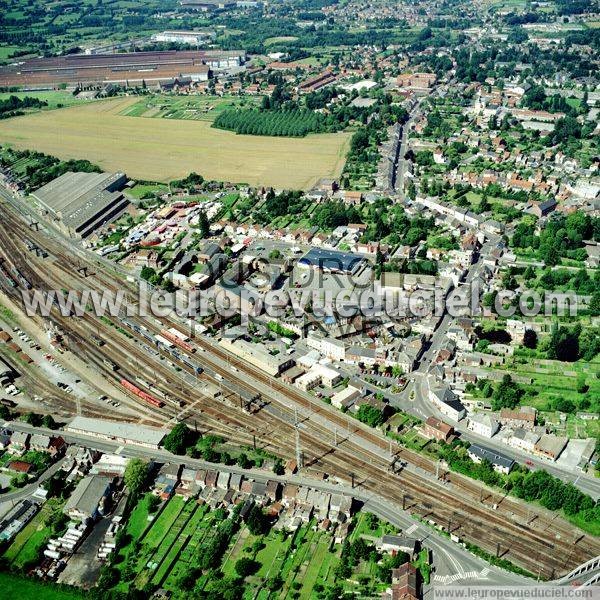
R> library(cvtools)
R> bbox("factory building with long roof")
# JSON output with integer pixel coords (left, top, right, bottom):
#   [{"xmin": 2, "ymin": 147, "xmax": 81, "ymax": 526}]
[{"xmin": 31, "ymin": 171, "xmax": 129, "ymax": 238}]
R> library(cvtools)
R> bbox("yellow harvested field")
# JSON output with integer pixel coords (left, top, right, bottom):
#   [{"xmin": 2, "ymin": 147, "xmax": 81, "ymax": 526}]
[{"xmin": 0, "ymin": 97, "xmax": 351, "ymax": 189}]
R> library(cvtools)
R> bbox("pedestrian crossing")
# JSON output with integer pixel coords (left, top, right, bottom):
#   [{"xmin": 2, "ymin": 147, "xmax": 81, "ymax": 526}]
[
  {"xmin": 405, "ymin": 523, "xmax": 418, "ymax": 535},
  {"xmin": 433, "ymin": 569, "xmax": 490, "ymax": 584}
]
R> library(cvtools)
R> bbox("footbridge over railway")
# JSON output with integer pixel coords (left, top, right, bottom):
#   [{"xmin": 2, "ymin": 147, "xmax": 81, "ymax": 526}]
[{"xmin": 555, "ymin": 555, "xmax": 600, "ymax": 586}]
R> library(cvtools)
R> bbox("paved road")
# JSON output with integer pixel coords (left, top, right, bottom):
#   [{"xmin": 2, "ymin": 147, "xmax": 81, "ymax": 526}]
[
  {"xmin": 394, "ymin": 101, "xmax": 421, "ymax": 199},
  {"xmin": 376, "ymin": 216, "xmax": 600, "ymax": 499},
  {"xmin": 0, "ymin": 420, "xmax": 550, "ymax": 586},
  {"xmin": 409, "ymin": 373, "xmax": 600, "ymax": 500},
  {"xmin": 0, "ymin": 456, "xmax": 67, "ymax": 504},
  {"xmin": 2, "ymin": 181, "xmax": 598, "ymax": 582}
]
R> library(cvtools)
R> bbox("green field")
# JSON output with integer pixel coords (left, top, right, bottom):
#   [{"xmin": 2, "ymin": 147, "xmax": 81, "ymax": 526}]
[
  {"xmin": 489, "ymin": 354, "xmax": 600, "ymax": 413},
  {"xmin": 3, "ymin": 499, "xmax": 66, "ymax": 569},
  {"xmin": 0, "ymin": 45, "xmax": 31, "ymax": 61},
  {"xmin": 0, "ymin": 90, "xmax": 87, "ymax": 111},
  {"xmin": 264, "ymin": 36, "xmax": 299, "ymax": 46},
  {"xmin": 120, "ymin": 94, "xmax": 260, "ymax": 122},
  {"xmin": 0, "ymin": 97, "xmax": 350, "ymax": 188},
  {"xmin": 0, "ymin": 572, "xmax": 84, "ymax": 600}
]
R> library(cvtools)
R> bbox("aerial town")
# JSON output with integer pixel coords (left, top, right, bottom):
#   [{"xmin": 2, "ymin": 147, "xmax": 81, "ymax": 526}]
[{"xmin": 0, "ymin": 0, "xmax": 598, "ymax": 598}]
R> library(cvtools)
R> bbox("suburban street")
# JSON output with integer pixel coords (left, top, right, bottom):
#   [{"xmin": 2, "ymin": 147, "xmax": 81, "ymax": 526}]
[{"xmin": 1, "ymin": 420, "xmax": 561, "ymax": 587}]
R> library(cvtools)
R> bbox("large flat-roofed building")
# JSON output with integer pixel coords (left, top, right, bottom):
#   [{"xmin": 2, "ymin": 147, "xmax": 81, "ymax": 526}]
[
  {"xmin": 63, "ymin": 474, "xmax": 113, "ymax": 522},
  {"xmin": 32, "ymin": 171, "xmax": 129, "ymax": 238},
  {"xmin": 180, "ymin": 0, "xmax": 237, "ymax": 12},
  {"xmin": 0, "ymin": 50, "xmax": 243, "ymax": 88},
  {"xmin": 220, "ymin": 338, "xmax": 294, "ymax": 376},
  {"xmin": 298, "ymin": 248, "xmax": 365, "ymax": 275},
  {"xmin": 151, "ymin": 30, "xmax": 216, "ymax": 45},
  {"xmin": 66, "ymin": 416, "xmax": 168, "ymax": 449}
]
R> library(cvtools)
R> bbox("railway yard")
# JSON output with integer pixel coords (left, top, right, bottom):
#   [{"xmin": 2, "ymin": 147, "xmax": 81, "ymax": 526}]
[{"xmin": 0, "ymin": 193, "xmax": 598, "ymax": 581}]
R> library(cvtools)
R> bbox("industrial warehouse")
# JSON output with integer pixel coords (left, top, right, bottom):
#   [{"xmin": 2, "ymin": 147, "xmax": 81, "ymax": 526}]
[
  {"xmin": 66, "ymin": 416, "xmax": 168, "ymax": 449},
  {"xmin": 31, "ymin": 171, "xmax": 129, "ymax": 238},
  {"xmin": 0, "ymin": 49, "xmax": 245, "ymax": 88}
]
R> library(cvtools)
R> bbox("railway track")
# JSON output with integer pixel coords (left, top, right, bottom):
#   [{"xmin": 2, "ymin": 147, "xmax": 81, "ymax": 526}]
[{"xmin": 0, "ymin": 205, "xmax": 598, "ymax": 577}]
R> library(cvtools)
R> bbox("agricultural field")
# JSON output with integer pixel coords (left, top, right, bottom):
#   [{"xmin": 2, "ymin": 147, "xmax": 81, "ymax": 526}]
[
  {"xmin": 0, "ymin": 97, "xmax": 350, "ymax": 189},
  {"xmin": 119, "ymin": 94, "xmax": 260, "ymax": 122}
]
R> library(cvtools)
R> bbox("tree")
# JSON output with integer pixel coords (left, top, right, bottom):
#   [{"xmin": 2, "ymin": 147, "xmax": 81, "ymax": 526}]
[
  {"xmin": 356, "ymin": 404, "xmax": 385, "ymax": 428},
  {"xmin": 237, "ymin": 453, "xmax": 252, "ymax": 469},
  {"xmin": 589, "ymin": 291, "xmax": 600, "ymax": 316},
  {"xmin": 163, "ymin": 422, "xmax": 193, "ymax": 455},
  {"xmin": 197, "ymin": 210, "xmax": 210, "ymax": 238},
  {"xmin": 491, "ymin": 375, "xmax": 523, "ymax": 410},
  {"xmin": 140, "ymin": 266, "xmax": 157, "ymax": 282},
  {"xmin": 41, "ymin": 414, "xmax": 57, "ymax": 429},
  {"xmin": 547, "ymin": 323, "xmax": 580, "ymax": 362},
  {"xmin": 523, "ymin": 329, "xmax": 537, "ymax": 349},
  {"xmin": 364, "ymin": 512, "xmax": 379, "ymax": 530},
  {"xmin": 147, "ymin": 494, "xmax": 161, "ymax": 513},
  {"xmin": 124, "ymin": 458, "xmax": 149, "ymax": 498},
  {"xmin": 234, "ymin": 557, "xmax": 260, "ymax": 578},
  {"xmin": 246, "ymin": 505, "xmax": 270, "ymax": 535}
]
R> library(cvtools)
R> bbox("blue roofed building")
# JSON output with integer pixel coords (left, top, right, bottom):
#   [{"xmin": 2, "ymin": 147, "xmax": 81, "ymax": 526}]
[{"xmin": 298, "ymin": 248, "xmax": 365, "ymax": 275}]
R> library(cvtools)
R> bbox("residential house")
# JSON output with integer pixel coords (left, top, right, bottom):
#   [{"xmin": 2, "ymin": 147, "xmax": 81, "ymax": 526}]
[
  {"xmin": 265, "ymin": 480, "xmax": 280, "ymax": 502},
  {"xmin": 467, "ymin": 413, "xmax": 500, "ymax": 438},
  {"xmin": 7, "ymin": 460, "xmax": 33, "ymax": 475},
  {"xmin": 422, "ymin": 417, "xmax": 454, "ymax": 442},
  {"xmin": 534, "ymin": 434, "xmax": 568, "ymax": 461},
  {"xmin": 154, "ymin": 464, "xmax": 181, "ymax": 500},
  {"xmin": 429, "ymin": 386, "xmax": 467, "ymax": 421},
  {"xmin": 8, "ymin": 432, "xmax": 29, "ymax": 455},
  {"xmin": 508, "ymin": 428, "xmax": 540, "ymax": 453},
  {"xmin": 468, "ymin": 444, "xmax": 514, "ymax": 474},
  {"xmin": 499, "ymin": 407, "xmax": 536, "ymax": 431},
  {"xmin": 217, "ymin": 471, "xmax": 231, "ymax": 491},
  {"xmin": 381, "ymin": 562, "xmax": 420, "ymax": 600},
  {"xmin": 379, "ymin": 535, "xmax": 418, "ymax": 559}
]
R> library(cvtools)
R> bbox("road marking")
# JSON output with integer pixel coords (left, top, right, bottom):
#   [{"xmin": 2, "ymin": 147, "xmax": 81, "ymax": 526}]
[{"xmin": 434, "ymin": 571, "xmax": 481, "ymax": 584}]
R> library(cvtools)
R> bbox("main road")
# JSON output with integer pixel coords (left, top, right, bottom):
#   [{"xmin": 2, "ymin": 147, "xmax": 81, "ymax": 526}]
[
  {"xmin": 1, "ymin": 183, "xmax": 598, "ymax": 578},
  {"xmin": 0, "ymin": 420, "xmax": 550, "ymax": 587}
]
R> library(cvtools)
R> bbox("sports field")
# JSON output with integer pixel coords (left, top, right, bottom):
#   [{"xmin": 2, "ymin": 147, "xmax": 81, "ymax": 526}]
[{"xmin": 0, "ymin": 97, "xmax": 350, "ymax": 188}]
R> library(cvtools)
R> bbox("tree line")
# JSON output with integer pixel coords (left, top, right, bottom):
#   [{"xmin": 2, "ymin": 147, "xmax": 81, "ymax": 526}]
[{"xmin": 0, "ymin": 95, "xmax": 47, "ymax": 119}]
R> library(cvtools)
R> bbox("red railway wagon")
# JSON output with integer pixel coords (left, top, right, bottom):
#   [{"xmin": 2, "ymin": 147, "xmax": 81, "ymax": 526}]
[
  {"xmin": 120, "ymin": 378, "xmax": 164, "ymax": 408},
  {"xmin": 160, "ymin": 329, "xmax": 196, "ymax": 353}
]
